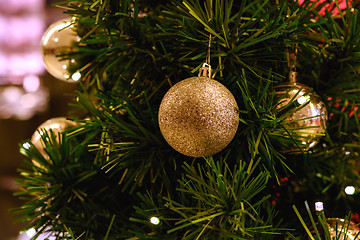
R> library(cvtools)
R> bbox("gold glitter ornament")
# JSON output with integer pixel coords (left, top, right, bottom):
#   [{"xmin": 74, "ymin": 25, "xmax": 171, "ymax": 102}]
[
  {"xmin": 158, "ymin": 76, "xmax": 239, "ymax": 157},
  {"xmin": 273, "ymin": 71, "xmax": 327, "ymax": 152},
  {"xmin": 31, "ymin": 117, "xmax": 79, "ymax": 164},
  {"xmin": 309, "ymin": 218, "xmax": 360, "ymax": 240},
  {"xmin": 41, "ymin": 18, "xmax": 80, "ymax": 82},
  {"xmin": 326, "ymin": 218, "xmax": 360, "ymax": 240}
]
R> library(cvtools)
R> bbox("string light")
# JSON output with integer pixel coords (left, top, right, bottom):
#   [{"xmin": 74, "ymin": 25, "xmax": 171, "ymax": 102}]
[
  {"xmin": 22, "ymin": 142, "xmax": 31, "ymax": 150},
  {"xmin": 71, "ymin": 72, "xmax": 81, "ymax": 81},
  {"xmin": 150, "ymin": 216, "xmax": 160, "ymax": 225},
  {"xmin": 26, "ymin": 228, "xmax": 36, "ymax": 238},
  {"xmin": 345, "ymin": 186, "xmax": 355, "ymax": 195},
  {"xmin": 297, "ymin": 95, "xmax": 310, "ymax": 105},
  {"xmin": 315, "ymin": 201, "xmax": 324, "ymax": 211}
]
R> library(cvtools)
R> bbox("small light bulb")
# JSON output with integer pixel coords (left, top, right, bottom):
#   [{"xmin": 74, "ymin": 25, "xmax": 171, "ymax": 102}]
[
  {"xmin": 309, "ymin": 141, "xmax": 316, "ymax": 148},
  {"xmin": 297, "ymin": 95, "xmax": 310, "ymax": 105},
  {"xmin": 315, "ymin": 202, "xmax": 324, "ymax": 211},
  {"xmin": 345, "ymin": 186, "xmax": 355, "ymax": 195},
  {"xmin": 150, "ymin": 216, "xmax": 160, "ymax": 225},
  {"xmin": 26, "ymin": 228, "xmax": 36, "ymax": 237},
  {"xmin": 71, "ymin": 72, "xmax": 81, "ymax": 81},
  {"xmin": 22, "ymin": 142, "xmax": 31, "ymax": 150}
]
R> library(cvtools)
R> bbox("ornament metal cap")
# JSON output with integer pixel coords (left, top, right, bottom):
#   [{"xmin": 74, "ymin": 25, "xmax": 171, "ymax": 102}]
[
  {"xmin": 289, "ymin": 65, "xmax": 298, "ymax": 84},
  {"xmin": 198, "ymin": 63, "xmax": 212, "ymax": 78},
  {"xmin": 289, "ymin": 70, "xmax": 298, "ymax": 84}
]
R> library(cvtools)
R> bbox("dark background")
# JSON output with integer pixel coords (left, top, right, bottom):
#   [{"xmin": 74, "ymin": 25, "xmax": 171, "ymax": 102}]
[
  {"xmin": 0, "ymin": 79, "xmax": 77, "ymax": 239},
  {"xmin": 0, "ymin": 2, "xmax": 78, "ymax": 239}
]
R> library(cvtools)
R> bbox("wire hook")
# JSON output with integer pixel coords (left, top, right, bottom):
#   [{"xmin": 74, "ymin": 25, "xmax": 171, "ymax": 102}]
[{"xmin": 199, "ymin": 34, "xmax": 212, "ymax": 78}]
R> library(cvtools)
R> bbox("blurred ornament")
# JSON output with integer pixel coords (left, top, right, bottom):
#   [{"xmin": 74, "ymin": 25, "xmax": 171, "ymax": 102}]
[
  {"xmin": 17, "ymin": 227, "xmax": 66, "ymax": 240},
  {"xmin": 41, "ymin": 18, "xmax": 80, "ymax": 82},
  {"xmin": 353, "ymin": 213, "xmax": 360, "ymax": 225},
  {"xmin": 271, "ymin": 174, "xmax": 291, "ymax": 205},
  {"xmin": 298, "ymin": 0, "xmax": 353, "ymax": 17},
  {"xmin": 327, "ymin": 96, "xmax": 360, "ymax": 119},
  {"xmin": 273, "ymin": 70, "xmax": 327, "ymax": 152},
  {"xmin": 31, "ymin": 117, "xmax": 79, "ymax": 157},
  {"xmin": 326, "ymin": 218, "xmax": 359, "ymax": 240},
  {"xmin": 158, "ymin": 65, "xmax": 239, "ymax": 157},
  {"xmin": 0, "ymin": 76, "xmax": 49, "ymax": 120}
]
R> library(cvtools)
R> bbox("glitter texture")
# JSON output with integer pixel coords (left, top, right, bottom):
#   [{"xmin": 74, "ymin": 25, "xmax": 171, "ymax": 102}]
[
  {"xmin": 273, "ymin": 82, "xmax": 327, "ymax": 152},
  {"xmin": 326, "ymin": 218, "xmax": 359, "ymax": 240},
  {"xmin": 158, "ymin": 76, "xmax": 239, "ymax": 157}
]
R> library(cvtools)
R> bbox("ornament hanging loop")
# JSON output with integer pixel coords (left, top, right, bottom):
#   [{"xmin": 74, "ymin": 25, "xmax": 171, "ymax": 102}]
[
  {"xmin": 198, "ymin": 34, "xmax": 212, "ymax": 78},
  {"xmin": 287, "ymin": 47, "xmax": 298, "ymax": 84},
  {"xmin": 289, "ymin": 67, "xmax": 298, "ymax": 84},
  {"xmin": 199, "ymin": 63, "xmax": 212, "ymax": 78}
]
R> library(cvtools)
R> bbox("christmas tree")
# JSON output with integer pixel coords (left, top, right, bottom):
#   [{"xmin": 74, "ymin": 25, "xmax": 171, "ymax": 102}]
[{"xmin": 13, "ymin": 0, "xmax": 360, "ymax": 239}]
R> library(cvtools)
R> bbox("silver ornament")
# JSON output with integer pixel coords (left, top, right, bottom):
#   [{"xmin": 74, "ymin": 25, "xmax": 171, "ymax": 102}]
[
  {"xmin": 31, "ymin": 117, "xmax": 79, "ymax": 162},
  {"xmin": 273, "ymin": 80, "xmax": 327, "ymax": 152},
  {"xmin": 158, "ymin": 76, "xmax": 239, "ymax": 157},
  {"xmin": 41, "ymin": 18, "xmax": 80, "ymax": 82}
]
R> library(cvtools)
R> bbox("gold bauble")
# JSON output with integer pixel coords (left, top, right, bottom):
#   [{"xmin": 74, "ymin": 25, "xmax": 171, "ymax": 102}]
[
  {"xmin": 273, "ymin": 81, "xmax": 327, "ymax": 152},
  {"xmin": 308, "ymin": 218, "xmax": 360, "ymax": 240},
  {"xmin": 31, "ymin": 117, "xmax": 79, "ymax": 159},
  {"xmin": 158, "ymin": 76, "xmax": 239, "ymax": 157},
  {"xmin": 41, "ymin": 18, "xmax": 80, "ymax": 82},
  {"xmin": 326, "ymin": 218, "xmax": 360, "ymax": 240}
]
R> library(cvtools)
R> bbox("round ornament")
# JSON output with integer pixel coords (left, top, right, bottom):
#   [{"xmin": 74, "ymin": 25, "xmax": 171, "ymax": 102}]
[
  {"xmin": 298, "ymin": 0, "xmax": 352, "ymax": 17},
  {"xmin": 273, "ymin": 80, "xmax": 327, "ymax": 152},
  {"xmin": 31, "ymin": 117, "xmax": 79, "ymax": 157},
  {"xmin": 158, "ymin": 76, "xmax": 239, "ymax": 157},
  {"xmin": 326, "ymin": 218, "xmax": 360, "ymax": 239},
  {"xmin": 41, "ymin": 18, "xmax": 80, "ymax": 82}
]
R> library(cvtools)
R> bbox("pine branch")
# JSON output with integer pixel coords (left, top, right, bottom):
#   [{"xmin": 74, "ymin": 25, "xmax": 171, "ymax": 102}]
[
  {"xmin": 13, "ymin": 0, "xmax": 360, "ymax": 239},
  {"xmin": 129, "ymin": 157, "xmax": 287, "ymax": 239}
]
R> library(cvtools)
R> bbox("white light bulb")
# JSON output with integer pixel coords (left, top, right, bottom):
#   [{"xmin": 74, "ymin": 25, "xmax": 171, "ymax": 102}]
[
  {"xmin": 150, "ymin": 216, "xmax": 160, "ymax": 225},
  {"xmin": 71, "ymin": 72, "xmax": 81, "ymax": 81},
  {"xmin": 22, "ymin": 142, "xmax": 31, "ymax": 150},
  {"xmin": 315, "ymin": 202, "xmax": 324, "ymax": 211},
  {"xmin": 345, "ymin": 186, "xmax": 355, "ymax": 195},
  {"xmin": 297, "ymin": 95, "xmax": 310, "ymax": 105},
  {"xmin": 26, "ymin": 228, "xmax": 36, "ymax": 237},
  {"xmin": 308, "ymin": 141, "xmax": 316, "ymax": 149}
]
